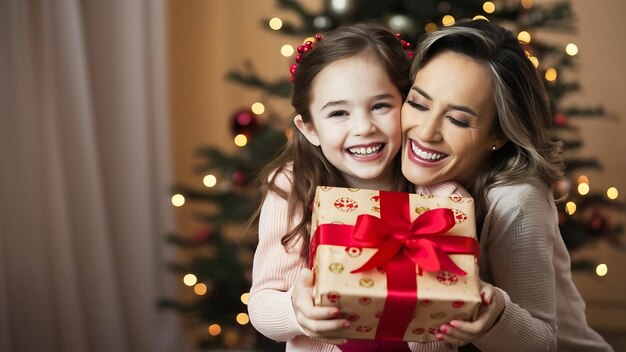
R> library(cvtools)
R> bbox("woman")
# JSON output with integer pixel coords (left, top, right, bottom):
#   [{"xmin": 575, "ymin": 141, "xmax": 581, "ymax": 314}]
[{"xmin": 401, "ymin": 19, "xmax": 613, "ymax": 351}]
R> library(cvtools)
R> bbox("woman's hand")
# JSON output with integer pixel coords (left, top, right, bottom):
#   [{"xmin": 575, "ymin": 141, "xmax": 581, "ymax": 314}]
[
  {"xmin": 436, "ymin": 280, "xmax": 505, "ymax": 346},
  {"xmin": 291, "ymin": 268, "xmax": 348, "ymax": 344}
]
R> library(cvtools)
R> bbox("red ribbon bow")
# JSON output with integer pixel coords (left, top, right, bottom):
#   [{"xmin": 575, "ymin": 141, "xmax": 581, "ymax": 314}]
[{"xmin": 350, "ymin": 208, "xmax": 472, "ymax": 275}]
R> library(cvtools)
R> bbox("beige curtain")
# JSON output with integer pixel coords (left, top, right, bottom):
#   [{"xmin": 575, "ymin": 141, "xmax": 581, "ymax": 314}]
[{"xmin": 0, "ymin": 1, "xmax": 185, "ymax": 351}]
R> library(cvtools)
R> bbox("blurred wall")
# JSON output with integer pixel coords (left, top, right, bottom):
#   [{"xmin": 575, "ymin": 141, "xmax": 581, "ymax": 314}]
[{"xmin": 168, "ymin": 0, "xmax": 626, "ymax": 345}]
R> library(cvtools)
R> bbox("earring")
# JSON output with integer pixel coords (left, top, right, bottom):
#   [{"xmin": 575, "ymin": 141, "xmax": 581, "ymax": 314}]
[{"xmin": 491, "ymin": 145, "xmax": 497, "ymax": 151}]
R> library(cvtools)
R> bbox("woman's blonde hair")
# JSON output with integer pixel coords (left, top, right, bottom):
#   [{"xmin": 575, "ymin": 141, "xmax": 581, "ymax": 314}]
[{"xmin": 410, "ymin": 20, "xmax": 564, "ymax": 222}]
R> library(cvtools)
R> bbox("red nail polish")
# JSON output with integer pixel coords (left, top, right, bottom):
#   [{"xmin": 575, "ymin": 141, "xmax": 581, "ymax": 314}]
[
  {"xmin": 436, "ymin": 334, "xmax": 444, "ymax": 341},
  {"xmin": 440, "ymin": 326, "xmax": 448, "ymax": 334}
]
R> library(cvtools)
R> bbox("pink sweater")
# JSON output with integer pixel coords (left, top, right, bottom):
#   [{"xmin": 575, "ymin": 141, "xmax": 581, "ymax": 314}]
[{"xmin": 248, "ymin": 169, "xmax": 612, "ymax": 351}]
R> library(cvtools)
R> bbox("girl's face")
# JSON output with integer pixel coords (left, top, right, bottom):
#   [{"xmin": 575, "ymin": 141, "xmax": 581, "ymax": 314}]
[
  {"xmin": 295, "ymin": 56, "xmax": 403, "ymax": 190},
  {"xmin": 401, "ymin": 51, "xmax": 506, "ymax": 188}
]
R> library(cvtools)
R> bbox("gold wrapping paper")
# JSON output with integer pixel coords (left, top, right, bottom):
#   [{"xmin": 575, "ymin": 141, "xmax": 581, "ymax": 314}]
[{"xmin": 310, "ymin": 186, "xmax": 481, "ymax": 342}]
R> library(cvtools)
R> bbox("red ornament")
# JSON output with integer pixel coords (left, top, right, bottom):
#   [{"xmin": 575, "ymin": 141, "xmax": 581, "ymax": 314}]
[
  {"xmin": 232, "ymin": 170, "xmax": 246, "ymax": 186},
  {"xmin": 193, "ymin": 227, "xmax": 213, "ymax": 244},
  {"xmin": 230, "ymin": 109, "xmax": 259, "ymax": 137},
  {"xmin": 554, "ymin": 112, "xmax": 567, "ymax": 126}
]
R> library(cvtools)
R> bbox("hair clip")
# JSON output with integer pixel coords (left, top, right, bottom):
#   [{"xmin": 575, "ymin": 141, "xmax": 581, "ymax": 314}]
[
  {"xmin": 290, "ymin": 34, "xmax": 322, "ymax": 82},
  {"xmin": 395, "ymin": 33, "xmax": 414, "ymax": 59}
]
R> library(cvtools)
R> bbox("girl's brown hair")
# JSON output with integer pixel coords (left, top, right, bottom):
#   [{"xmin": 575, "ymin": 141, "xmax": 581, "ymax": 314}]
[{"xmin": 251, "ymin": 23, "xmax": 412, "ymax": 257}]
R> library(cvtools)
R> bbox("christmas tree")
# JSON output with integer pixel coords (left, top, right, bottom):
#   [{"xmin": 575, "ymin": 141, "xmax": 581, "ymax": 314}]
[{"xmin": 161, "ymin": 0, "xmax": 623, "ymax": 349}]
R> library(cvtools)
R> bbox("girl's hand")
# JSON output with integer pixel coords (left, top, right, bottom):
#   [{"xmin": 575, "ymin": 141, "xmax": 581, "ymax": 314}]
[
  {"xmin": 436, "ymin": 280, "xmax": 505, "ymax": 346},
  {"xmin": 291, "ymin": 268, "xmax": 348, "ymax": 344}
]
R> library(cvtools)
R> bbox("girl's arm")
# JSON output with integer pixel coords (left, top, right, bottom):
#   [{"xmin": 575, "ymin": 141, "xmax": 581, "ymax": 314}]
[{"xmin": 247, "ymin": 171, "xmax": 306, "ymax": 341}]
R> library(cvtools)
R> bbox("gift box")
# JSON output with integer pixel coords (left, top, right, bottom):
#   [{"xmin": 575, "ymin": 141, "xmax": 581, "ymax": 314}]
[{"xmin": 309, "ymin": 186, "xmax": 481, "ymax": 342}]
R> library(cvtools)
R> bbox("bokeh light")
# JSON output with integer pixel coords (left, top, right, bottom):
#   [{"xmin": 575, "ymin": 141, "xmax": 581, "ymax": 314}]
[
  {"xmin": 545, "ymin": 68, "xmax": 557, "ymax": 82},
  {"xmin": 183, "ymin": 273, "xmax": 197, "ymax": 286},
  {"xmin": 203, "ymin": 174, "xmax": 217, "ymax": 188},
  {"xmin": 565, "ymin": 43, "xmax": 579, "ymax": 56},
  {"xmin": 208, "ymin": 324, "xmax": 222, "ymax": 336},
  {"xmin": 607, "ymin": 187, "xmax": 619, "ymax": 200},
  {"xmin": 268, "ymin": 18, "xmax": 282, "ymax": 30},
  {"xmin": 483, "ymin": 2, "xmax": 495, "ymax": 14},
  {"xmin": 442, "ymin": 15, "xmax": 455, "ymax": 26},
  {"xmin": 251, "ymin": 102, "xmax": 265, "ymax": 115},
  {"xmin": 171, "ymin": 194, "xmax": 185, "ymax": 207},
  {"xmin": 596, "ymin": 263, "xmax": 608, "ymax": 277},
  {"xmin": 234, "ymin": 134, "xmax": 248, "ymax": 147},
  {"xmin": 236, "ymin": 313, "xmax": 250, "ymax": 325}
]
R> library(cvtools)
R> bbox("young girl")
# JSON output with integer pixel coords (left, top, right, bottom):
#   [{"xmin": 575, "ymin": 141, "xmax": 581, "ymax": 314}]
[{"xmin": 247, "ymin": 23, "xmax": 417, "ymax": 351}]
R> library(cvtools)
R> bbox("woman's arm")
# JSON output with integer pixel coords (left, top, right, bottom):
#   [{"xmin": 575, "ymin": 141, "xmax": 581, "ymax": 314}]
[{"xmin": 473, "ymin": 183, "xmax": 558, "ymax": 351}]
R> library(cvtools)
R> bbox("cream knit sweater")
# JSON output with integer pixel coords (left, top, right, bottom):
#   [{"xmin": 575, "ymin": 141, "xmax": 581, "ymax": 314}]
[{"xmin": 247, "ymin": 170, "xmax": 613, "ymax": 351}]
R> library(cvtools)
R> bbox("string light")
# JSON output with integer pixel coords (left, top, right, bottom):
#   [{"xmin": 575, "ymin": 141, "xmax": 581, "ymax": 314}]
[
  {"xmin": 483, "ymin": 1, "xmax": 496, "ymax": 14},
  {"xmin": 596, "ymin": 263, "xmax": 608, "ymax": 277},
  {"xmin": 577, "ymin": 183, "xmax": 590, "ymax": 195},
  {"xmin": 565, "ymin": 201, "xmax": 577, "ymax": 215},
  {"xmin": 578, "ymin": 175, "xmax": 589, "ymax": 184},
  {"xmin": 203, "ymin": 174, "xmax": 217, "ymax": 188},
  {"xmin": 208, "ymin": 324, "xmax": 222, "ymax": 336},
  {"xmin": 268, "ymin": 18, "xmax": 282, "ymax": 30},
  {"xmin": 517, "ymin": 31, "xmax": 531, "ymax": 44},
  {"xmin": 442, "ymin": 15, "xmax": 455, "ymax": 26},
  {"xmin": 171, "ymin": 194, "xmax": 185, "ymax": 207},
  {"xmin": 280, "ymin": 44, "xmax": 294, "ymax": 57},
  {"xmin": 183, "ymin": 273, "xmax": 197, "ymax": 286},
  {"xmin": 425, "ymin": 23, "xmax": 438, "ymax": 33},
  {"xmin": 607, "ymin": 187, "xmax": 619, "ymax": 200},
  {"xmin": 236, "ymin": 312, "xmax": 250, "ymax": 325},
  {"xmin": 528, "ymin": 56, "xmax": 539, "ymax": 68},
  {"xmin": 241, "ymin": 292, "xmax": 249, "ymax": 305},
  {"xmin": 194, "ymin": 283, "xmax": 208, "ymax": 296},
  {"xmin": 473, "ymin": 15, "xmax": 489, "ymax": 21},
  {"xmin": 251, "ymin": 102, "xmax": 265, "ymax": 115},
  {"xmin": 234, "ymin": 134, "xmax": 248, "ymax": 147},
  {"xmin": 565, "ymin": 43, "xmax": 579, "ymax": 56},
  {"xmin": 521, "ymin": 0, "xmax": 533, "ymax": 9},
  {"xmin": 545, "ymin": 68, "xmax": 557, "ymax": 82}
]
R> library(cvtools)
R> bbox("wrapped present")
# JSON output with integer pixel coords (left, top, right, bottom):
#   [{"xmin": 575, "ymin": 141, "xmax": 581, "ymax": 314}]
[{"xmin": 309, "ymin": 186, "xmax": 480, "ymax": 342}]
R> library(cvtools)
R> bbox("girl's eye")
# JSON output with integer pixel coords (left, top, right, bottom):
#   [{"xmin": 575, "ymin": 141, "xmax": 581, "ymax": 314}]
[
  {"xmin": 372, "ymin": 103, "xmax": 391, "ymax": 111},
  {"xmin": 405, "ymin": 99, "xmax": 428, "ymax": 111},
  {"xmin": 447, "ymin": 116, "xmax": 471, "ymax": 128},
  {"xmin": 328, "ymin": 110, "xmax": 348, "ymax": 118}
]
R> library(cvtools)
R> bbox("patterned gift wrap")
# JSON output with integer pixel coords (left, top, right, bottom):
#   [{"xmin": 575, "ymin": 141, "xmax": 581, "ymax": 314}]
[{"xmin": 309, "ymin": 186, "xmax": 481, "ymax": 342}]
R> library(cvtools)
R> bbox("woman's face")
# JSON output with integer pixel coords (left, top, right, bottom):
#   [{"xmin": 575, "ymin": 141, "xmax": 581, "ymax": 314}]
[{"xmin": 401, "ymin": 51, "xmax": 504, "ymax": 188}]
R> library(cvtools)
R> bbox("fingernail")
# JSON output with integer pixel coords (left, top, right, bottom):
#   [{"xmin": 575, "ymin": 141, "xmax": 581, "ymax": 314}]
[
  {"xmin": 481, "ymin": 292, "xmax": 488, "ymax": 305},
  {"xmin": 449, "ymin": 320, "xmax": 461, "ymax": 328},
  {"xmin": 440, "ymin": 325, "xmax": 448, "ymax": 334},
  {"xmin": 436, "ymin": 334, "xmax": 444, "ymax": 341},
  {"xmin": 343, "ymin": 322, "xmax": 350, "ymax": 329},
  {"xmin": 332, "ymin": 310, "xmax": 340, "ymax": 318},
  {"xmin": 489, "ymin": 296, "xmax": 494, "ymax": 305}
]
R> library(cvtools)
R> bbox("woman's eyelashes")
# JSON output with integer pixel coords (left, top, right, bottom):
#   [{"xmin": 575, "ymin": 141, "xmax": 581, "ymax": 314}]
[
  {"xmin": 405, "ymin": 99, "xmax": 471, "ymax": 128},
  {"xmin": 405, "ymin": 99, "xmax": 428, "ymax": 111},
  {"xmin": 447, "ymin": 115, "xmax": 471, "ymax": 128}
]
